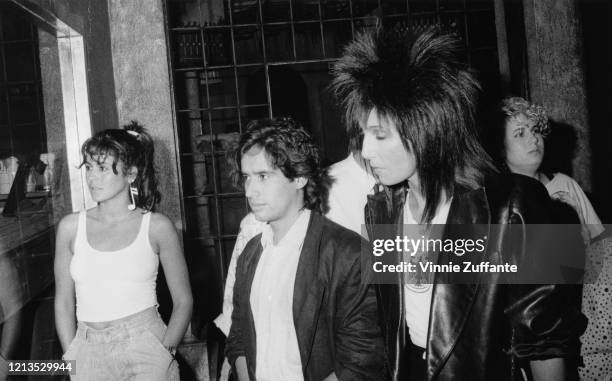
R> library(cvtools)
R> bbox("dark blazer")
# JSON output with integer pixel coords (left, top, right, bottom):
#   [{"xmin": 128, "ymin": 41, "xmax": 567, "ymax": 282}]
[
  {"xmin": 226, "ymin": 212, "xmax": 386, "ymax": 381},
  {"xmin": 366, "ymin": 174, "xmax": 587, "ymax": 381}
]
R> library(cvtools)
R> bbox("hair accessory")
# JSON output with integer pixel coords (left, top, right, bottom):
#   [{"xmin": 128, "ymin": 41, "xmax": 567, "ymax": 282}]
[
  {"xmin": 128, "ymin": 183, "xmax": 138, "ymax": 210},
  {"xmin": 127, "ymin": 130, "xmax": 140, "ymax": 137}
]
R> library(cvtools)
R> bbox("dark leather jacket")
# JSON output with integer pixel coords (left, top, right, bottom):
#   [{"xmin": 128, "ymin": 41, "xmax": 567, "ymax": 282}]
[{"xmin": 365, "ymin": 174, "xmax": 587, "ymax": 381}]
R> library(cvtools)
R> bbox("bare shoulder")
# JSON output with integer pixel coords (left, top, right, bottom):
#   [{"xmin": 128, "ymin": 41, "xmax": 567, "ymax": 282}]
[
  {"xmin": 55, "ymin": 212, "xmax": 81, "ymax": 257},
  {"xmin": 148, "ymin": 212, "xmax": 179, "ymax": 238},
  {"xmin": 149, "ymin": 211, "xmax": 174, "ymax": 228},
  {"xmin": 147, "ymin": 212, "xmax": 182, "ymax": 258},
  {"xmin": 57, "ymin": 212, "xmax": 80, "ymax": 238}
]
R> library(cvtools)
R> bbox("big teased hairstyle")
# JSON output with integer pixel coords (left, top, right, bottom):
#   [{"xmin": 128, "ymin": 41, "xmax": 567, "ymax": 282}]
[
  {"xmin": 80, "ymin": 121, "xmax": 161, "ymax": 211},
  {"xmin": 230, "ymin": 117, "xmax": 331, "ymax": 214},
  {"xmin": 331, "ymin": 26, "xmax": 496, "ymax": 223},
  {"xmin": 486, "ymin": 96, "xmax": 550, "ymax": 171}
]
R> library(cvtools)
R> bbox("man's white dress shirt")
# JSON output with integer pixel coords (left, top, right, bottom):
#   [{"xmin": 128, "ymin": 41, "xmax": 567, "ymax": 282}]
[{"xmin": 250, "ymin": 209, "xmax": 311, "ymax": 381}]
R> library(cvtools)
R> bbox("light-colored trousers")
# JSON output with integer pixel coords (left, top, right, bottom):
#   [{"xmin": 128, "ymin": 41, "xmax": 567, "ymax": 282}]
[{"xmin": 63, "ymin": 307, "xmax": 179, "ymax": 381}]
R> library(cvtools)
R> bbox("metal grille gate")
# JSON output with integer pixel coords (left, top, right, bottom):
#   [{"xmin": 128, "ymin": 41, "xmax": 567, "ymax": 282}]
[{"xmin": 165, "ymin": 0, "xmax": 501, "ymax": 336}]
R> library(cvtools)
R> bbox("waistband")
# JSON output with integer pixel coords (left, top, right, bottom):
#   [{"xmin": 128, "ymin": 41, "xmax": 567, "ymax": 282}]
[{"xmin": 76, "ymin": 307, "xmax": 160, "ymax": 343}]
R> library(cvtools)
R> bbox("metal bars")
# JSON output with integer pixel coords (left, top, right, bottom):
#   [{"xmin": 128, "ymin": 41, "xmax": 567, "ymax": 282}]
[{"xmin": 165, "ymin": 0, "xmax": 500, "ymax": 288}]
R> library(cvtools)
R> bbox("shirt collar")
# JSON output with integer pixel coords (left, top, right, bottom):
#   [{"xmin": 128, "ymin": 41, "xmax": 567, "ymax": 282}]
[
  {"xmin": 260, "ymin": 209, "xmax": 311, "ymax": 249},
  {"xmin": 403, "ymin": 190, "xmax": 453, "ymax": 225}
]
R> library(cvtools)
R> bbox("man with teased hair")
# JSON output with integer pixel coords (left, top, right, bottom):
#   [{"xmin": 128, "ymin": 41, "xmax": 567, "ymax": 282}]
[{"xmin": 332, "ymin": 26, "xmax": 586, "ymax": 381}]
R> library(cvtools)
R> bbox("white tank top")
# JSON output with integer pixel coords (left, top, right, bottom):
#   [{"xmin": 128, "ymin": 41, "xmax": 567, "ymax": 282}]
[{"xmin": 70, "ymin": 211, "xmax": 159, "ymax": 322}]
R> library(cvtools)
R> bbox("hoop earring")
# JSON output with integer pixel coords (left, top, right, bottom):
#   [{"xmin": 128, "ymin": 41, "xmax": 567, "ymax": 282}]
[{"xmin": 128, "ymin": 183, "xmax": 138, "ymax": 211}]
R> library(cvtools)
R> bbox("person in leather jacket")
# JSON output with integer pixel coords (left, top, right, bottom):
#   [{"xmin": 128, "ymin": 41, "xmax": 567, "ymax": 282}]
[{"xmin": 331, "ymin": 26, "xmax": 587, "ymax": 381}]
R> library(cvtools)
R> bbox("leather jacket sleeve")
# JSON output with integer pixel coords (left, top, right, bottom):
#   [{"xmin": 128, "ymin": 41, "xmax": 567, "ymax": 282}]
[
  {"xmin": 333, "ymin": 246, "xmax": 387, "ymax": 381},
  {"xmin": 225, "ymin": 236, "xmax": 262, "ymax": 368},
  {"xmin": 505, "ymin": 283, "xmax": 586, "ymax": 360},
  {"xmin": 225, "ymin": 252, "xmax": 246, "ymax": 366},
  {"xmin": 500, "ymin": 176, "xmax": 587, "ymax": 361}
]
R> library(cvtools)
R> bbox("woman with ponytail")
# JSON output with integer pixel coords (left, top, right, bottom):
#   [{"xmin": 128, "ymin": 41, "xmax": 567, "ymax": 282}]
[{"xmin": 54, "ymin": 122, "xmax": 192, "ymax": 380}]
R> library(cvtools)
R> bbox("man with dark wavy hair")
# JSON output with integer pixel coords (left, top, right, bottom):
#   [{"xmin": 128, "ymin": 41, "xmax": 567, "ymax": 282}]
[
  {"xmin": 332, "ymin": 27, "xmax": 586, "ymax": 381},
  {"xmin": 225, "ymin": 117, "xmax": 385, "ymax": 381}
]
